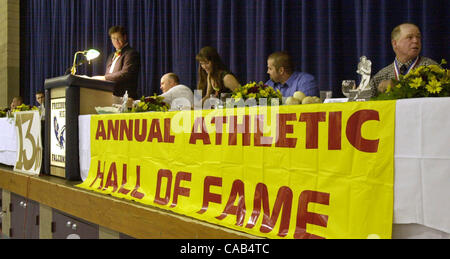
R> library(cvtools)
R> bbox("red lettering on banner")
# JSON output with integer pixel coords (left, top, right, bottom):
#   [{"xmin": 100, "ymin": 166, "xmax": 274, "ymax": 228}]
[
  {"xmin": 259, "ymin": 186, "xmax": 293, "ymax": 237},
  {"xmin": 299, "ymin": 112, "xmax": 326, "ymax": 149},
  {"xmin": 228, "ymin": 115, "xmax": 251, "ymax": 146},
  {"xmin": 170, "ymin": 171, "xmax": 192, "ymax": 208},
  {"xmin": 95, "ymin": 120, "xmax": 106, "ymax": 140},
  {"xmin": 164, "ymin": 118, "xmax": 175, "ymax": 143},
  {"xmin": 153, "ymin": 170, "xmax": 192, "ymax": 207},
  {"xmin": 246, "ymin": 183, "xmax": 269, "ymax": 229},
  {"xmin": 130, "ymin": 165, "xmax": 145, "ymax": 199},
  {"xmin": 254, "ymin": 115, "xmax": 272, "ymax": 147},
  {"xmin": 189, "ymin": 117, "xmax": 211, "ymax": 144},
  {"xmin": 211, "ymin": 116, "xmax": 227, "ymax": 145},
  {"xmin": 120, "ymin": 120, "xmax": 133, "ymax": 141},
  {"xmin": 118, "ymin": 164, "xmax": 131, "ymax": 195},
  {"xmin": 107, "ymin": 120, "xmax": 119, "ymax": 140},
  {"xmin": 346, "ymin": 110, "xmax": 379, "ymax": 153},
  {"xmin": 103, "ymin": 162, "xmax": 118, "ymax": 192},
  {"xmin": 246, "ymin": 183, "xmax": 293, "ymax": 237},
  {"xmin": 147, "ymin": 119, "xmax": 163, "ymax": 142},
  {"xmin": 94, "ymin": 110, "xmax": 381, "ymax": 154},
  {"xmin": 134, "ymin": 119, "xmax": 147, "ymax": 142},
  {"xmin": 154, "ymin": 169, "xmax": 172, "ymax": 205},
  {"xmin": 275, "ymin": 113, "xmax": 297, "ymax": 148},
  {"xmin": 89, "ymin": 160, "xmax": 106, "ymax": 189},
  {"xmin": 197, "ymin": 176, "xmax": 222, "ymax": 214},
  {"xmin": 216, "ymin": 180, "xmax": 246, "ymax": 226},
  {"xmin": 328, "ymin": 112, "xmax": 342, "ymax": 150},
  {"xmin": 294, "ymin": 190, "xmax": 330, "ymax": 239}
]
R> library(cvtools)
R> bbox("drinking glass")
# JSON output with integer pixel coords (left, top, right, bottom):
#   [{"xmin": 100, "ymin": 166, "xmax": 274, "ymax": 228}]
[{"xmin": 342, "ymin": 80, "xmax": 356, "ymax": 98}]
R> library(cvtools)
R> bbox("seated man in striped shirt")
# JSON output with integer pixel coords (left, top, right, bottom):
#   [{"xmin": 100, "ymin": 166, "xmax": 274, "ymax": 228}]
[{"xmin": 369, "ymin": 23, "xmax": 437, "ymax": 97}]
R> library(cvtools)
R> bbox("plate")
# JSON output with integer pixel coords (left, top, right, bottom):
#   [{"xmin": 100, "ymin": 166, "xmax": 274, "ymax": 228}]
[{"xmin": 95, "ymin": 106, "xmax": 120, "ymax": 114}]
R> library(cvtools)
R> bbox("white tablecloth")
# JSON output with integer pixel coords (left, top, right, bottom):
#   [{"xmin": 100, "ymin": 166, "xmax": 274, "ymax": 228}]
[
  {"xmin": 0, "ymin": 118, "xmax": 17, "ymax": 166},
  {"xmin": 394, "ymin": 97, "xmax": 450, "ymax": 235},
  {"xmin": 79, "ymin": 115, "xmax": 91, "ymax": 181}
]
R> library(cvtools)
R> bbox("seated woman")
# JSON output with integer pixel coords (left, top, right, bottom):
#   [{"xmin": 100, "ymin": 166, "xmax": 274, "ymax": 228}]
[
  {"xmin": 10, "ymin": 96, "xmax": 23, "ymax": 111},
  {"xmin": 196, "ymin": 46, "xmax": 240, "ymax": 104}
]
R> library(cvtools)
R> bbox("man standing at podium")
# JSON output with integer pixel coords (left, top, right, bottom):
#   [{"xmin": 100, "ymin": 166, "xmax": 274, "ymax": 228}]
[{"xmin": 92, "ymin": 26, "xmax": 140, "ymax": 105}]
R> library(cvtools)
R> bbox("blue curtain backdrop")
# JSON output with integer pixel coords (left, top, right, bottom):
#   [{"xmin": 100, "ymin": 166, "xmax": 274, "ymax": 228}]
[{"xmin": 20, "ymin": 0, "xmax": 450, "ymax": 105}]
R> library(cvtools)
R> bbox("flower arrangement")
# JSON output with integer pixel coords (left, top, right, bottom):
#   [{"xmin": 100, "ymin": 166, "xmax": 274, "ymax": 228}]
[
  {"xmin": 374, "ymin": 59, "xmax": 450, "ymax": 100},
  {"xmin": 231, "ymin": 81, "xmax": 282, "ymax": 105},
  {"xmin": 131, "ymin": 95, "xmax": 169, "ymax": 112},
  {"xmin": 12, "ymin": 104, "xmax": 39, "ymax": 113},
  {"xmin": 0, "ymin": 104, "xmax": 39, "ymax": 118}
]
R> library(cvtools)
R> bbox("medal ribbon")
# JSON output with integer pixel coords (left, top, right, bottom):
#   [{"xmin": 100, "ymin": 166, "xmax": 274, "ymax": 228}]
[{"xmin": 394, "ymin": 56, "xmax": 420, "ymax": 80}]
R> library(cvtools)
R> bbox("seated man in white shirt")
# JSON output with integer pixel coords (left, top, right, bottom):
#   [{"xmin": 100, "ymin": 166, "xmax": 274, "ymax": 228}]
[{"xmin": 159, "ymin": 73, "xmax": 194, "ymax": 111}]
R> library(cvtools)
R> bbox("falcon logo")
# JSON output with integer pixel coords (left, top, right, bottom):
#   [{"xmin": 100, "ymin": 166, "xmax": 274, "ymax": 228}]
[{"xmin": 53, "ymin": 116, "xmax": 66, "ymax": 149}]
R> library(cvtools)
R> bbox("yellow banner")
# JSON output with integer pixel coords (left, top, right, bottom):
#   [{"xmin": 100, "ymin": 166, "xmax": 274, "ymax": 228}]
[{"xmin": 77, "ymin": 100, "xmax": 395, "ymax": 239}]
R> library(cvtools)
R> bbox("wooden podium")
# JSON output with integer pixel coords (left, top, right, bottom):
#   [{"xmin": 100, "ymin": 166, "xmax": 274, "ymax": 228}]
[{"xmin": 44, "ymin": 75, "xmax": 115, "ymax": 180}]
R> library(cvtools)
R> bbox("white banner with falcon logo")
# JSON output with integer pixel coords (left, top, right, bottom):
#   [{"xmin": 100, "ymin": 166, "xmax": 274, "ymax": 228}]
[{"xmin": 50, "ymin": 98, "xmax": 66, "ymax": 168}]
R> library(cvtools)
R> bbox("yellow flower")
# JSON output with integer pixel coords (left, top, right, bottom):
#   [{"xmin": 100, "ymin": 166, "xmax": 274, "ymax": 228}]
[
  {"xmin": 404, "ymin": 72, "xmax": 413, "ymax": 79},
  {"xmin": 414, "ymin": 66, "xmax": 425, "ymax": 74},
  {"xmin": 441, "ymin": 74, "xmax": 450, "ymax": 85},
  {"xmin": 248, "ymin": 93, "xmax": 256, "ymax": 99},
  {"xmin": 247, "ymin": 82, "xmax": 256, "ymax": 88},
  {"xmin": 428, "ymin": 64, "xmax": 443, "ymax": 74},
  {"xmin": 259, "ymin": 89, "xmax": 267, "ymax": 96},
  {"xmin": 428, "ymin": 75, "xmax": 437, "ymax": 81},
  {"xmin": 235, "ymin": 92, "xmax": 242, "ymax": 99},
  {"xmin": 395, "ymin": 83, "xmax": 402, "ymax": 88},
  {"xmin": 409, "ymin": 77, "xmax": 423, "ymax": 89},
  {"xmin": 425, "ymin": 79, "xmax": 442, "ymax": 94}
]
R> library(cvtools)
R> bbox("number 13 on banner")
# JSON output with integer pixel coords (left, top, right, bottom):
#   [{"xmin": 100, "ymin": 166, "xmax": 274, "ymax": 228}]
[{"xmin": 14, "ymin": 110, "xmax": 42, "ymax": 175}]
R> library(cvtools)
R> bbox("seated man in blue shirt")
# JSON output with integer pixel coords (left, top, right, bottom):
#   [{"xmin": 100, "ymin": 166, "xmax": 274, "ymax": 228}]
[{"xmin": 265, "ymin": 51, "xmax": 318, "ymax": 97}]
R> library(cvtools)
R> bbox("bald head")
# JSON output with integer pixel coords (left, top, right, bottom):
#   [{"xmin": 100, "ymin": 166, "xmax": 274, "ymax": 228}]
[
  {"xmin": 391, "ymin": 23, "xmax": 420, "ymax": 40},
  {"xmin": 160, "ymin": 73, "xmax": 180, "ymax": 93}
]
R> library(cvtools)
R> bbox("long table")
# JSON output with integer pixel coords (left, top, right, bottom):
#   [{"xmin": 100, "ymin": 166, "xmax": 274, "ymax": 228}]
[
  {"xmin": 2, "ymin": 97, "xmax": 449, "ymax": 238},
  {"xmin": 78, "ymin": 97, "xmax": 450, "ymax": 238}
]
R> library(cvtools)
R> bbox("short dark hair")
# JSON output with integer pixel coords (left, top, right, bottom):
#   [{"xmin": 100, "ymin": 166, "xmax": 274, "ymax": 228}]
[
  {"xmin": 268, "ymin": 51, "xmax": 294, "ymax": 74},
  {"xmin": 36, "ymin": 90, "xmax": 44, "ymax": 95},
  {"xmin": 108, "ymin": 26, "xmax": 127, "ymax": 37}
]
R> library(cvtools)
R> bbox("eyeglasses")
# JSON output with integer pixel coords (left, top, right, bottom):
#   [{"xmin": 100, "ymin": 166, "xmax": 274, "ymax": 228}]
[{"xmin": 111, "ymin": 37, "xmax": 124, "ymax": 41}]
